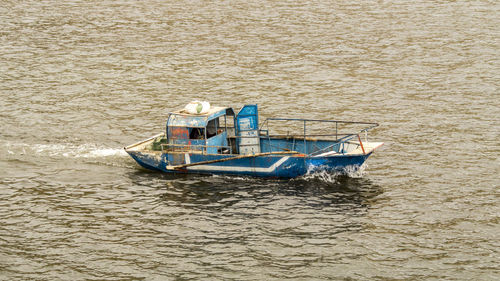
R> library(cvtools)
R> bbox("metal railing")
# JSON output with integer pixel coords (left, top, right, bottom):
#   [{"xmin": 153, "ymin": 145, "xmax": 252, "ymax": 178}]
[
  {"xmin": 159, "ymin": 118, "xmax": 378, "ymax": 157},
  {"xmin": 259, "ymin": 117, "xmax": 379, "ymax": 156}
]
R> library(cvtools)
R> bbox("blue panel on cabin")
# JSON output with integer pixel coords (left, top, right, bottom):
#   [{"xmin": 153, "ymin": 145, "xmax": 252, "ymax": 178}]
[
  {"xmin": 237, "ymin": 116, "xmax": 256, "ymax": 131},
  {"xmin": 207, "ymin": 110, "xmax": 227, "ymax": 121},
  {"xmin": 189, "ymin": 139, "xmax": 206, "ymax": 147},
  {"xmin": 238, "ymin": 104, "xmax": 257, "ymax": 116},
  {"xmin": 206, "ymin": 131, "xmax": 228, "ymax": 154},
  {"xmin": 236, "ymin": 104, "xmax": 259, "ymax": 132}
]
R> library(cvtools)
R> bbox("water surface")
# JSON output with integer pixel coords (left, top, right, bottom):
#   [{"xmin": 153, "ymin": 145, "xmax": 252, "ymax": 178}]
[{"xmin": 1, "ymin": 0, "xmax": 499, "ymax": 280}]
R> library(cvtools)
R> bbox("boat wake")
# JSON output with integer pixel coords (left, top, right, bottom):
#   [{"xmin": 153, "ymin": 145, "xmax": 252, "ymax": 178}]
[{"xmin": 2, "ymin": 141, "xmax": 128, "ymax": 159}]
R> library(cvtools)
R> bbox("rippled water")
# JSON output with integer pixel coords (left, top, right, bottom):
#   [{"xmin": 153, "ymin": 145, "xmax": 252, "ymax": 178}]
[{"xmin": 1, "ymin": 0, "xmax": 499, "ymax": 280}]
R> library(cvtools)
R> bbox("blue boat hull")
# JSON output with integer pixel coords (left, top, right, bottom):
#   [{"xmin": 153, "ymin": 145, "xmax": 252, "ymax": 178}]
[
  {"xmin": 124, "ymin": 103, "xmax": 383, "ymax": 179},
  {"xmin": 126, "ymin": 151, "xmax": 372, "ymax": 179}
]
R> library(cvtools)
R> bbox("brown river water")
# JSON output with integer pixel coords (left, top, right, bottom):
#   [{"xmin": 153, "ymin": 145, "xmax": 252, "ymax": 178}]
[{"xmin": 1, "ymin": 0, "xmax": 499, "ymax": 280}]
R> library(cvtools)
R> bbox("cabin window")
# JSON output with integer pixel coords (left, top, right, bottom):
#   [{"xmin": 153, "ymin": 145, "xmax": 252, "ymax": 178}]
[
  {"xmin": 206, "ymin": 119, "xmax": 218, "ymax": 138},
  {"xmin": 223, "ymin": 115, "xmax": 235, "ymax": 137},
  {"xmin": 207, "ymin": 117, "xmax": 228, "ymax": 138},
  {"xmin": 189, "ymin": 128, "xmax": 205, "ymax": 139}
]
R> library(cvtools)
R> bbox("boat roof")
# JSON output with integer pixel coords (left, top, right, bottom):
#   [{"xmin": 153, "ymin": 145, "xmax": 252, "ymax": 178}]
[
  {"xmin": 168, "ymin": 106, "xmax": 235, "ymax": 128},
  {"xmin": 171, "ymin": 106, "xmax": 232, "ymax": 117}
]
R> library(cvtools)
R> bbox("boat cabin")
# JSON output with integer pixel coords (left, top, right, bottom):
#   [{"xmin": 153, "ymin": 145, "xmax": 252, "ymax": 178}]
[
  {"xmin": 165, "ymin": 106, "xmax": 237, "ymax": 154},
  {"xmin": 154, "ymin": 104, "xmax": 266, "ymax": 156},
  {"xmin": 142, "ymin": 103, "xmax": 379, "ymax": 158}
]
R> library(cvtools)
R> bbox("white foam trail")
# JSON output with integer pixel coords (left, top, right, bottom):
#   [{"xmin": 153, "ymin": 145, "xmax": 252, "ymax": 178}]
[
  {"xmin": 82, "ymin": 148, "xmax": 128, "ymax": 158},
  {"xmin": 70, "ymin": 145, "xmax": 128, "ymax": 158},
  {"xmin": 3, "ymin": 141, "xmax": 127, "ymax": 159}
]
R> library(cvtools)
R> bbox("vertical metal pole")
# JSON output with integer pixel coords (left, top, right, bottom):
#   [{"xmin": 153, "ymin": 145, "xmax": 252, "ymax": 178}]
[
  {"xmin": 225, "ymin": 115, "xmax": 231, "ymax": 154},
  {"xmin": 204, "ymin": 129, "xmax": 207, "ymax": 155},
  {"xmin": 303, "ymin": 120, "xmax": 307, "ymax": 155},
  {"xmin": 336, "ymin": 122, "xmax": 338, "ymax": 141}
]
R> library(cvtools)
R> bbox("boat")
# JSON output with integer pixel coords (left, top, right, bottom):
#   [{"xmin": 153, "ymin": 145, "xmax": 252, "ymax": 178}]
[{"xmin": 124, "ymin": 102, "xmax": 383, "ymax": 179}]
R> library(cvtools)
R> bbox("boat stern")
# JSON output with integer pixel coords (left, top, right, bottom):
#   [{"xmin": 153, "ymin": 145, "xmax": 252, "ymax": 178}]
[{"xmin": 124, "ymin": 133, "xmax": 166, "ymax": 171}]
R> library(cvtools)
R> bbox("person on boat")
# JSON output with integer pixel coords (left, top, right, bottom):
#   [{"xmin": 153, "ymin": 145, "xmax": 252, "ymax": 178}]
[{"xmin": 189, "ymin": 128, "xmax": 204, "ymax": 139}]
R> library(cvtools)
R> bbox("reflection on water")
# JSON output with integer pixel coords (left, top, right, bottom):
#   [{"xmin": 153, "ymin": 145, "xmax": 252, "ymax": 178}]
[{"xmin": 130, "ymin": 169, "xmax": 382, "ymax": 218}]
